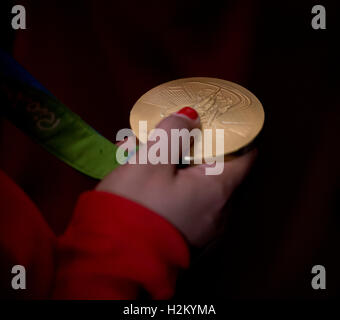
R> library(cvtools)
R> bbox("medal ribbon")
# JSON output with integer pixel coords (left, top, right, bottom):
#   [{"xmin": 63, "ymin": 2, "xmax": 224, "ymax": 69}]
[{"xmin": 0, "ymin": 49, "xmax": 120, "ymax": 179}]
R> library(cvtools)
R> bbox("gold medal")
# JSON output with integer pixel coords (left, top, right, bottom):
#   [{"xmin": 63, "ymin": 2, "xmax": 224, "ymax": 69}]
[{"xmin": 130, "ymin": 77, "xmax": 264, "ymax": 161}]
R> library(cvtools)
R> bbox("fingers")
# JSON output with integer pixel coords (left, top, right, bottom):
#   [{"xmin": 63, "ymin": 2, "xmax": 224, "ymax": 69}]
[
  {"xmin": 141, "ymin": 107, "xmax": 201, "ymax": 171},
  {"xmin": 217, "ymin": 149, "xmax": 257, "ymax": 191},
  {"xmin": 185, "ymin": 149, "xmax": 257, "ymax": 197}
]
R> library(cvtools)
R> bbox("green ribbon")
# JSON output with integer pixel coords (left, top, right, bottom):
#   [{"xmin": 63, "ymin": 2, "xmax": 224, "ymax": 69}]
[{"xmin": 0, "ymin": 77, "xmax": 120, "ymax": 179}]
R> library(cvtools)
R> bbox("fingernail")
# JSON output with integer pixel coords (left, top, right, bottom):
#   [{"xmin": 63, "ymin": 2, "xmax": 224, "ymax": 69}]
[{"xmin": 176, "ymin": 106, "xmax": 199, "ymax": 120}]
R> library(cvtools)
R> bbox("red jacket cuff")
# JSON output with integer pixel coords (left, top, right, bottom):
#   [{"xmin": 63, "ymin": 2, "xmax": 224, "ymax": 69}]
[{"xmin": 53, "ymin": 190, "xmax": 190, "ymax": 299}]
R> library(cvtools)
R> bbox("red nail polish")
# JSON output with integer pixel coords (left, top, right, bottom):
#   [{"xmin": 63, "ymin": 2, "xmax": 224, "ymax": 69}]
[{"xmin": 176, "ymin": 107, "xmax": 199, "ymax": 120}]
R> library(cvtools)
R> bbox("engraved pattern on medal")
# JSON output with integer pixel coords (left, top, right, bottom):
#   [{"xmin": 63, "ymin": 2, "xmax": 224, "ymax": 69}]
[{"xmin": 140, "ymin": 81, "xmax": 253, "ymax": 138}]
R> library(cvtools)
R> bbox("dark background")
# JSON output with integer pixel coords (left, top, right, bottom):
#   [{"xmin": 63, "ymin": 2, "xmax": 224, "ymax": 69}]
[{"xmin": 0, "ymin": 0, "xmax": 339, "ymax": 298}]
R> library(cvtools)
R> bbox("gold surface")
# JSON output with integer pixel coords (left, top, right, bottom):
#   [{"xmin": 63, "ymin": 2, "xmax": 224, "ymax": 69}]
[{"xmin": 130, "ymin": 77, "xmax": 264, "ymax": 161}]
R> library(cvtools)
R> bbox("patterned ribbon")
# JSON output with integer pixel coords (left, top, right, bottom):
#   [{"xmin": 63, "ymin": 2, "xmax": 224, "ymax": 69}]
[{"xmin": 0, "ymin": 49, "xmax": 120, "ymax": 179}]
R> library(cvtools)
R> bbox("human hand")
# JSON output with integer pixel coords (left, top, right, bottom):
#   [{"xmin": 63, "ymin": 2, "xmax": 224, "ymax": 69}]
[{"xmin": 96, "ymin": 107, "xmax": 256, "ymax": 247}]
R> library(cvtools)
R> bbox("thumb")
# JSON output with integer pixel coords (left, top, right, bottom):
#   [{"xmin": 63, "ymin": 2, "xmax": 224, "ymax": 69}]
[{"xmin": 146, "ymin": 106, "xmax": 201, "ymax": 169}]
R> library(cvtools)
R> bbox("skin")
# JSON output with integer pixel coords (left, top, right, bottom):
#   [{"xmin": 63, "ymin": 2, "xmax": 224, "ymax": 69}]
[{"xmin": 96, "ymin": 111, "xmax": 257, "ymax": 247}]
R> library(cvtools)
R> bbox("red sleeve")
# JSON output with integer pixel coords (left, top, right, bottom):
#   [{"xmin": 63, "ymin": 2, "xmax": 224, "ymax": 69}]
[
  {"xmin": 52, "ymin": 191, "xmax": 190, "ymax": 300},
  {"xmin": 0, "ymin": 170, "xmax": 56, "ymax": 299}
]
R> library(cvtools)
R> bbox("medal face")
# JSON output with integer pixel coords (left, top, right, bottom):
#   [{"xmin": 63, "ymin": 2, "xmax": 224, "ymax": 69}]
[{"xmin": 130, "ymin": 77, "xmax": 265, "ymax": 160}]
